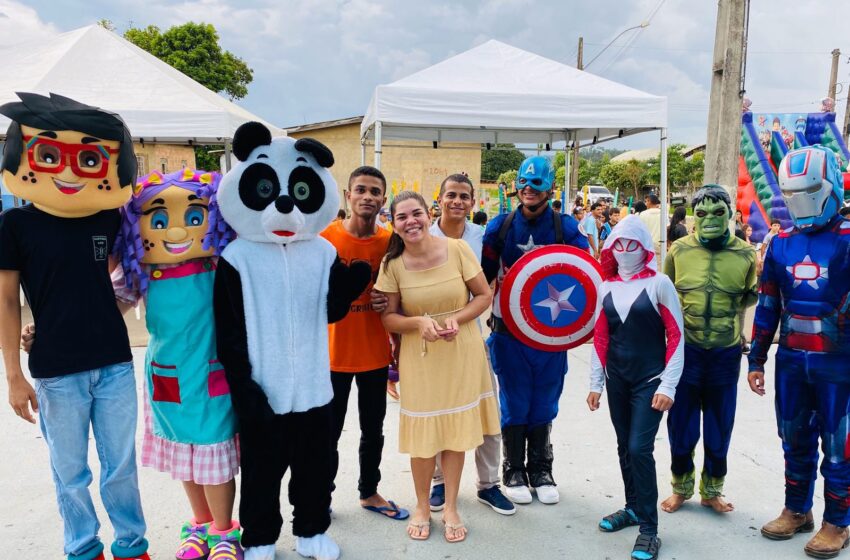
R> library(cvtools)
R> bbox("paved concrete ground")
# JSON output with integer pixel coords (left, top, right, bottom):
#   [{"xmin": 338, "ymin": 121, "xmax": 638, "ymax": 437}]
[{"xmin": 0, "ymin": 343, "xmax": 827, "ymax": 560}]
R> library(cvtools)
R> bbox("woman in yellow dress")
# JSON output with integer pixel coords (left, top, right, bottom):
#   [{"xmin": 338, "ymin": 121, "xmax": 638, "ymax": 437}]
[{"xmin": 375, "ymin": 191, "xmax": 500, "ymax": 544}]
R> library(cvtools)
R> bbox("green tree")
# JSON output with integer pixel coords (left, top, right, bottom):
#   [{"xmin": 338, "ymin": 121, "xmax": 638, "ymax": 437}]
[
  {"xmin": 598, "ymin": 160, "xmax": 647, "ymax": 200},
  {"xmin": 124, "ymin": 23, "xmax": 253, "ymax": 100},
  {"xmin": 123, "ymin": 22, "xmax": 254, "ymax": 171},
  {"xmin": 644, "ymin": 145, "xmax": 706, "ymax": 199},
  {"xmin": 687, "ymin": 151, "xmax": 705, "ymax": 190},
  {"xmin": 194, "ymin": 148, "xmax": 221, "ymax": 171},
  {"xmin": 623, "ymin": 159, "xmax": 648, "ymax": 200},
  {"xmin": 552, "ymin": 150, "xmax": 610, "ymax": 195},
  {"xmin": 481, "ymin": 144, "xmax": 526, "ymax": 181},
  {"xmin": 497, "ymin": 170, "xmax": 517, "ymax": 190}
]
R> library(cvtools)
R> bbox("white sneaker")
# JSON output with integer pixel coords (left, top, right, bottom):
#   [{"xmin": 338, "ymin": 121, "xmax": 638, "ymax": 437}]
[
  {"xmin": 534, "ymin": 484, "xmax": 560, "ymax": 504},
  {"xmin": 505, "ymin": 484, "xmax": 533, "ymax": 504},
  {"xmin": 244, "ymin": 544, "xmax": 276, "ymax": 560},
  {"xmin": 296, "ymin": 533, "xmax": 340, "ymax": 560}
]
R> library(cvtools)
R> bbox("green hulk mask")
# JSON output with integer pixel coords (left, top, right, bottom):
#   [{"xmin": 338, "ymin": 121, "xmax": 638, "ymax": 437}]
[{"xmin": 693, "ymin": 185, "xmax": 732, "ymax": 249}]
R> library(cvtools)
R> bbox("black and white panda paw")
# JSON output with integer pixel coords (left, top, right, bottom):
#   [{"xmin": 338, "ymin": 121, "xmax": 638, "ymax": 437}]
[{"xmin": 327, "ymin": 258, "xmax": 372, "ymax": 323}]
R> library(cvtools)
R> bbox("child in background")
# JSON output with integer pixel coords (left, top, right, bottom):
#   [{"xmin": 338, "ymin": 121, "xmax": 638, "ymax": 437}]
[{"xmin": 115, "ymin": 169, "xmax": 242, "ymax": 560}]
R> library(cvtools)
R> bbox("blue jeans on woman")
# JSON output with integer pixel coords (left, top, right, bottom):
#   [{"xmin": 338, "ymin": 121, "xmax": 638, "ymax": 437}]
[{"xmin": 35, "ymin": 361, "xmax": 148, "ymax": 560}]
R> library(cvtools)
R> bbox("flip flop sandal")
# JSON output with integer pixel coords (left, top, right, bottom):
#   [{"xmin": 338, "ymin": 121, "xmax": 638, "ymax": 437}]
[
  {"xmin": 599, "ymin": 508, "xmax": 639, "ymax": 532},
  {"xmin": 443, "ymin": 520, "xmax": 468, "ymax": 543},
  {"xmin": 362, "ymin": 500, "xmax": 410, "ymax": 520},
  {"xmin": 407, "ymin": 519, "xmax": 431, "ymax": 541},
  {"xmin": 632, "ymin": 534, "xmax": 661, "ymax": 560}
]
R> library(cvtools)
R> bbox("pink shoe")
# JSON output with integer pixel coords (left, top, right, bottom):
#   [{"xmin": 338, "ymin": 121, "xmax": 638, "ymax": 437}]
[
  {"xmin": 207, "ymin": 521, "xmax": 244, "ymax": 560},
  {"xmin": 176, "ymin": 520, "xmax": 210, "ymax": 560}
]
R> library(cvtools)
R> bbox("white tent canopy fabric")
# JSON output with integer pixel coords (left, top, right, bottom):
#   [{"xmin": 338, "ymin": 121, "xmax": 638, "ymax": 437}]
[
  {"xmin": 0, "ymin": 25, "xmax": 284, "ymax": 143},
  {"xmin": 361, "ymin": 39, "xmax": 670, "ymax": 257},
  {"xmin": 362, "ymin": 39, "xmax": 666, "ymax": 145}
]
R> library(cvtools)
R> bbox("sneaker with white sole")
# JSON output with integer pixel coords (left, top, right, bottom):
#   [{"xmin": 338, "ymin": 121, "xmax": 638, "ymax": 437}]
[
  {"xmin": 505, "ymin": 483, "xmax": 533, "ymax": 504},
  {"xmin": 429, "ymin": 482, "xmax": 445, "ymax": 512},
  {"xmin": 534, "ymin": 484, "xmax": 560, "ymax": 504},
  {"xmin": 477, "ymin": 485, "xmax": 517, "ymax": 515}
]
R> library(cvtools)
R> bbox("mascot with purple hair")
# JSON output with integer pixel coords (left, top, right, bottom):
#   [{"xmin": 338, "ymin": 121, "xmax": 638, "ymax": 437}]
[{"xmin": 115, "ymin": 168, "xmax": 243, "ymax": 560}]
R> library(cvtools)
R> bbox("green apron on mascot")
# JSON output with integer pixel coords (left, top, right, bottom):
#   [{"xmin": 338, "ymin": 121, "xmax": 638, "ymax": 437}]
[{"xmin": 145, "ymin": 260, "xmax": 236, "ymax": 445}]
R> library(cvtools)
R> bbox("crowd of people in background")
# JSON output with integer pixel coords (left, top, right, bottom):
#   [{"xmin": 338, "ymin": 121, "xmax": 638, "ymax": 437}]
[{"xmin": 559, "ymin": 189, "xmax": 850, "ymax": 268}]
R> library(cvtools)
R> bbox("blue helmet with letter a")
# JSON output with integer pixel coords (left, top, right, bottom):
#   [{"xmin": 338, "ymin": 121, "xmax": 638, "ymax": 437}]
[
  {"xmin": 778, "ymin": 145, "xmax": 843, "ymax": 230},
  {"xmin": 517, "ymin": 156, "xmax": 554, "ymax": 192}
]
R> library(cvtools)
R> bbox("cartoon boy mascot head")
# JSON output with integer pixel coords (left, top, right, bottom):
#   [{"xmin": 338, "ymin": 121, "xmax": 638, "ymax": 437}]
[{"xmin": 0, "ymin": 92, "xmax": 136, "ymax": 217}]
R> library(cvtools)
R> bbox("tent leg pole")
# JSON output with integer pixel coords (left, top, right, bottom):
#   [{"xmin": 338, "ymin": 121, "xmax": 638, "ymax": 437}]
[
  {"xmin": 660, "ymin": 128, "xmax": 668, "ymax": 262},
  {"xmin": 564, "ymin": 133, "xmax": 572, "ymax": 209},
  {"xmin": 224, "ymin": 139, "xmax": 233, "ymax": 172},
  {"xmin": 361, "ymin": 142, "xmax": 366, "ymax": 166},
  {"xmin": 375, "ymin": 121, "xmax": 383, "ymax": 171}
]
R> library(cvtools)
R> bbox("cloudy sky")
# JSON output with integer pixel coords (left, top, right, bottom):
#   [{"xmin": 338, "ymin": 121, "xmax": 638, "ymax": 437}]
[{"xmin": 5, "ymin": 0, "xmax": 850, "ymax": 148}]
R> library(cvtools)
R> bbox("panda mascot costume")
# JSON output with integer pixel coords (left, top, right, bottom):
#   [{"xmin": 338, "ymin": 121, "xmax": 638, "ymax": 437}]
[{"xmin": 213, "ymin": 122, "xmax": 370, "ymax": 560}]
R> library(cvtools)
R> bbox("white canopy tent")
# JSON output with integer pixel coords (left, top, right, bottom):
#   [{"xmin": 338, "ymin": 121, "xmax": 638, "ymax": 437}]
[
  {"xmin": 361, "ymin": 39, "xmax": 670, "ymax": 256},
  {"xmin": 0, "ymin": 25, "xmax": 285, "ymax": 146}
]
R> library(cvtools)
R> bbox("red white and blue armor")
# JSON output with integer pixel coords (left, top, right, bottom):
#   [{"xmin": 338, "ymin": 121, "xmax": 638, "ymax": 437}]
[{"xmin": 749, "ymin": 145, "xmax": 850, "ymax": 526}]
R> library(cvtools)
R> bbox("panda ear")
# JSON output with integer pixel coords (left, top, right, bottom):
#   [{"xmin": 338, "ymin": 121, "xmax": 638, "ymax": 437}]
[
  {"xmin": 294, "ymin": 138, "xmax": 334, "ymax": 168},
  {"xmin": 232, "ymin": 122, "xmax": 272, "ymax": 161}
]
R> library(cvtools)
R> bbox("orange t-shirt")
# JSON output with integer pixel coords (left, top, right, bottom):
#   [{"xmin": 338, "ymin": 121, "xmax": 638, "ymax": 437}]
[{"xmin": 320, "ymin": 220, "xmax": 392, "ymax": 372}]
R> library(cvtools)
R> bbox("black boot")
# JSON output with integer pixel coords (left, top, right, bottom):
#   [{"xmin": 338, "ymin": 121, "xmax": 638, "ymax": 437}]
[
  {"xmin": 501, "ymin": 425, "xmax": 532, "ymax": 504},
  {"xmin": 527, "ymin": 423, "xmax": 559, "ymax": 504}
]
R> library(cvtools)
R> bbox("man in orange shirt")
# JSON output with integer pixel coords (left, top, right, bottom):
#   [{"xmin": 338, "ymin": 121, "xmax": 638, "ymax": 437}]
[{"xmin": 320, "ymin": 166, "xmax": 409, "ymax": 521}]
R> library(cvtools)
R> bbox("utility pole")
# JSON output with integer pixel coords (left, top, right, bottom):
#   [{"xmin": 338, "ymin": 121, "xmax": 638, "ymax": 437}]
[
  {"xmin": 570, "ymin": 37, "xmax": 583, "ymax": 203},
  {"xmin": 828, "ymin": 49, "xmax": 841, "ymax": 101},
  {"xmin": 844, "ymin": 80, "xmax": 850, "ymax": 145},
  {"xmin": 704, "ymin": 0, "xmax": 749, "ymax": 199}
]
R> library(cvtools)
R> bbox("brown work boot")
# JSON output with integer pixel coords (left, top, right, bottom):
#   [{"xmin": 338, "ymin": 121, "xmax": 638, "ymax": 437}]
[
  {"xmin": 761, "ymin": 508, "xmax": 815, "ymax": 540},
  {"xmin": 804, "ymin": 522, "xmax": 850, "ymax": 559}
]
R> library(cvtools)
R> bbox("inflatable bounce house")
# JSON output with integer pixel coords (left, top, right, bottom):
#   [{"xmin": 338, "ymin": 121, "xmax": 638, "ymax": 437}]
[{"xmin": 738, "ymin": 97, "xmax": 850, "ymax": 241}]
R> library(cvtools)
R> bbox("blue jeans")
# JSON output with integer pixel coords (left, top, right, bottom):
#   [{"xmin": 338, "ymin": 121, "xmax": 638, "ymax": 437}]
[{"xmin": 35, "ymin": 361, "xmax": 148, "ymax": 560}]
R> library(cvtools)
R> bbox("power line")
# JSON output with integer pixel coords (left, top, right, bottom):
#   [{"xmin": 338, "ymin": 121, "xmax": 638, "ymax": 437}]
[
  {"xmin": 583, "ymin": 42, "xmax": 844, "ymax": 56},
  {"xmin": 670, "ymin": 97, "xmax": 849, "ymax": 113},
  {"xmin": 597, "ymin": 0, "xmax": 667, "ymax": 74}
]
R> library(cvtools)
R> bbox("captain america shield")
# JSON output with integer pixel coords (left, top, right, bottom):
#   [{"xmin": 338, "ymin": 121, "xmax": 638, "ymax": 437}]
[{"xmin": 499, "ymin": 245, "xmax": 603, "ymax": 351}]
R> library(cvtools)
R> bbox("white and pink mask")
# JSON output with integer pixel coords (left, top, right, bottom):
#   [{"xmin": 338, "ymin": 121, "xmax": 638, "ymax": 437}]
[
  {"xmin": 600, "ymin": 214, "xmax": 657, "ymax": 281},
  {"xmin": 611, "ymin": 237, "xmax": 646, "ymax": 280}
]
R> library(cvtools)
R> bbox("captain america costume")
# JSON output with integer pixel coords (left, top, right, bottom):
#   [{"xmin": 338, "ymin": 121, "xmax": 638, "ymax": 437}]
[
  {"xmin": 482, "ymin": 201, "xmax": 589, "ymax": 500},
  {"xmin": 748, "ymin": 145, "xmax": 850, "ymax": 533},
  {"xmin": 482, "ymin": 206, "xmax": 589, "ymax": 426}
]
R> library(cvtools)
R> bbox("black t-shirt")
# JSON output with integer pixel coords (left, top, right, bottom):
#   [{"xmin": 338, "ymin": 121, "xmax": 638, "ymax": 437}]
[
  {"xmin": 669, "ymin": 223, "xmax": 688, "ymax": 243},
  {"xmin": 0, "ymin": 205, "xmax": 131, "ymax": 378}
]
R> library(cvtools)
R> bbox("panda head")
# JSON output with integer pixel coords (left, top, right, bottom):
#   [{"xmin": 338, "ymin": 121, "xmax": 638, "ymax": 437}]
[{"xmin": 218, "ymin": 121, "xmax": 339, "ymax": 245}]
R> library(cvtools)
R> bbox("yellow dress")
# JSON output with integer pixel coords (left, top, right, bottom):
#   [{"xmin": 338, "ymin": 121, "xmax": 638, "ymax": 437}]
[{"xmin": 375, "ymin": 238, "xmax": 501, "ymax": 458}]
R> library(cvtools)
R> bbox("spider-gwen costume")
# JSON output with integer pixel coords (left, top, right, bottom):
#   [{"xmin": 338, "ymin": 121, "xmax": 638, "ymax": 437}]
[
  {"xmin": 750, "ymin": 145, "xmax": 850, "ymax": 556},
  {"xmin": 589, "ymin": 216, "xmax": 683, "ymax": 560}
]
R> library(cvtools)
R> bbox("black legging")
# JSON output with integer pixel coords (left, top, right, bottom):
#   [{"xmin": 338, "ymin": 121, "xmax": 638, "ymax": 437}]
[
  {"xmin": 329, "ymin": 368, "xmax": 389, "ymax": 500},
  {"xmin": 606, "ymin": 375, "xmax": 663, "ymax": 536}
]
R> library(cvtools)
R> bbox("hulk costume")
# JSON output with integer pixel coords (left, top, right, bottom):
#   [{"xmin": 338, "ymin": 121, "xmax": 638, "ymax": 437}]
[{"xmin": 662, "ymin": 185, "xmax": 757, "ymax": 505}]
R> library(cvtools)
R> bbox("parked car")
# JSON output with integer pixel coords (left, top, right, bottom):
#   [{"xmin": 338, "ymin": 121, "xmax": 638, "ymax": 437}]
[{"xmin": 587, "ymin": 185, "xmax": 614, "ymax": 205}]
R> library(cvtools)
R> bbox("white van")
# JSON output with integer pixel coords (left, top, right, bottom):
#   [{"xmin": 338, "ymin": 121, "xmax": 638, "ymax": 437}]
[{"xmin": 587, "ymin": 185, "xmax": 614, "ymax": 205}]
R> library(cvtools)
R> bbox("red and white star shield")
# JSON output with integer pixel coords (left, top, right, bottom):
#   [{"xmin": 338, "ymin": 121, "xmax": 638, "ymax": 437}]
[{"xmin": 499, "ymin": 245, "xmax": 603, "ymax": 351}]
